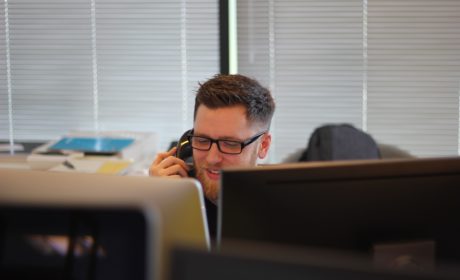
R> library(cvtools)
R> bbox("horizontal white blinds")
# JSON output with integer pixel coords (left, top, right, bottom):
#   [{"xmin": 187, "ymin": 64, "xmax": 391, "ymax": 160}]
[
  {"xmin": 4, "ymin": 0, "xmax": 94, "ymax": 139},
  {"xmin": 237, "ymin": 0, "xmax": 460, "ymax": 162},
  {"xmin": 0, "ymin": 0, "xmax": 219, "ymax": 151},
  {"xmin": 96, "ymin": 0, "xmax": 186, "ymax": 144},
  {"xmin": 0, "ymin": 1, "xmax": 8, "ymax": 141},
  {"xmin": 367, "ymin": 0, "xmax": 460, "ymax": 157},
  {"xmin": 238, "ymin": 0, "xmax": 364, "ymax": 162}
]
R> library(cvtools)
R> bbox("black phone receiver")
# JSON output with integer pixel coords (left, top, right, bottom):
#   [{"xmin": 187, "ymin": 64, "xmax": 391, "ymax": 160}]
[
  {"xmin": 175, "ymin": 129, "xmax": 195, "ymax": 176},
  {"xmin": 176, "ymin": 129, "xmax": 193, "ymax": 159}
]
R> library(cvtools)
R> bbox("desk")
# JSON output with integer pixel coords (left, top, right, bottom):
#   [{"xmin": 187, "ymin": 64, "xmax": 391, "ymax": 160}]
[
  {"xmin": 0, "ymin": 151, "xmax": 152, "ymax": 176},
  {"xmin": 0, "ymin": 154, "xmax": 30, "ymax": 170},
  {"xmin": 1, "ymin": 132, "xmax": 157, "ymax": 176}
]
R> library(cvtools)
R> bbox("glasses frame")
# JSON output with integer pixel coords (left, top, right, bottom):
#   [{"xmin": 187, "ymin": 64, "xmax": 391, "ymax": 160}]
[{"xmin": 187, "ymin": 131, "xmax": 267, "ymax": 155}]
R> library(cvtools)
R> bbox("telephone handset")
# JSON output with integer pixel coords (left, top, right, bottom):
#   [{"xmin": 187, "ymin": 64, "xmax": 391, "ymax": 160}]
[{"xmin": 175, "ymin": 129, "xmax": 195, "ymax": 176}]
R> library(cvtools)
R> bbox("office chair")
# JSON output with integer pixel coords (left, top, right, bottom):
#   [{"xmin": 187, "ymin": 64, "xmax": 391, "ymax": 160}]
[{"xmin": 298, "ymin": 124, "xmax": 381, "ymax": 161}]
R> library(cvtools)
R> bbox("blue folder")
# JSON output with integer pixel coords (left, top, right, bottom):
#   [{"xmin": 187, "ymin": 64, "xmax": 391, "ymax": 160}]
[{"xmin": 49, "ymin": 137, "xmax": 135, "ymax": 154}]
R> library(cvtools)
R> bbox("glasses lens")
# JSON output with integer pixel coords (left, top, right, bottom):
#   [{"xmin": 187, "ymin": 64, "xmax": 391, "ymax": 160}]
[
  {"xmin": 190, "ymin": 136, "xmax": 211, "ymax": 150},
  {"xmin": 218, "ymin": 140, "xmax": 242, "ymax": 154}
]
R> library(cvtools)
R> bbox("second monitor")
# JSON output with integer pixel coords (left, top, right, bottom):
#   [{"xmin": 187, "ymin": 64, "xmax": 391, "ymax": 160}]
[{"xmin": 218, "ymin": 157, "xmax": 460, "ymax": 271}]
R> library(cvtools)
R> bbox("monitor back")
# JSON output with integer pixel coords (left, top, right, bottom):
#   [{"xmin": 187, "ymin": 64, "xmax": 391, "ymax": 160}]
[
  {"xmin": 1, "ymin": 206, "xmax": 147, "ymax": 280},
  {"xmin": 171, "ymin": 241, "xmax": 458, "ymax": 280},
  {"xmin": 218, "ymin": 157, "xmax": 460, "ymax": 271},
  {"xmin": 0, "ymin": 169, "xmax": 209, "ymax": 280}
]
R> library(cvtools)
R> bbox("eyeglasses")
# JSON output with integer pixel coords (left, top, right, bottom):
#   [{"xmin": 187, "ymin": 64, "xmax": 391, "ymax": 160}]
[{"xmin": 188, "ymin": 131, "xmax": 267, "ymax": 155}]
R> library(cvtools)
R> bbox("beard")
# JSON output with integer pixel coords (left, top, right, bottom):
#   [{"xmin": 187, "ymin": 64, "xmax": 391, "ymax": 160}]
[{"xmin": 195, "ymin": 164, "xmax": 219, "ymax": 204}]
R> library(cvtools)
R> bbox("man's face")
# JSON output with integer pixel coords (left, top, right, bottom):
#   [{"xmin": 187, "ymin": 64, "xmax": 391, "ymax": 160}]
[{"xmin": 192, "ymin": 105, "xmax": 271, "ymax": 203}]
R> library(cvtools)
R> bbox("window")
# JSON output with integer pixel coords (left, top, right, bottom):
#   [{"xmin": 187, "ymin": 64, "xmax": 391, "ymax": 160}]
[
  {"xmin": 0, "ymin": 0, "xmax": 219, "ymax": 151},
  {"xmin": 237, "ymin": 0, "xmax": 460, "ymax": 162}
]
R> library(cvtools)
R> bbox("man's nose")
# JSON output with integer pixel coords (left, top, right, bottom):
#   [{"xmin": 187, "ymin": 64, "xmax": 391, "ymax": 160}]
[{"xmin": 206, "ymin": 142, "xmax": 223, "ymax": 163}]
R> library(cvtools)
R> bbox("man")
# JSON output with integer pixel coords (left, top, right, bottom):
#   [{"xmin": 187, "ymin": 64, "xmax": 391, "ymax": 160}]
[{"xmin": 149, "ymin": 74, "xmax": 275, "ymax": 238}]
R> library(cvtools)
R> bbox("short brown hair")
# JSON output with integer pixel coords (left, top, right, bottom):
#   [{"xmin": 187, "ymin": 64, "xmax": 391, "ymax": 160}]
[{"xmin": 194, "ymin": 74, "xmax": 275, "ymax": 128}]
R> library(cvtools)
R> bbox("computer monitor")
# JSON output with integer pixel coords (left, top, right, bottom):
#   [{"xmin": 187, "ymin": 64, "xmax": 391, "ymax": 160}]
[
  {"xmin": 0, "ymin": 169, "xmax": 209, "ymax": 280},
  {"xmin": 170, "ymin": 240, "xmax": 457, "ymax": 280},
  {"xmin": 218, "ymin": 157, "xmax": 460, "ymax": 271}
]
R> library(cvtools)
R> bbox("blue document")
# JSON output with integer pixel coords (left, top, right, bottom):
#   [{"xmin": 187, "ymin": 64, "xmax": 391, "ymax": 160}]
[{"xmin": 49, "ymin": 137, "xmax": 135, "ymax": 154}]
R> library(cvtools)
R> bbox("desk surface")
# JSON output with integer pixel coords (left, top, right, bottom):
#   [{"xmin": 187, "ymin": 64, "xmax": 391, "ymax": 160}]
[
  {"xmin": 0, "ymin": 151, "xmax": 151, "ymax": 176},
  {"xmin": 0, "ymin": 154, "xmax": 30, "ymax": 170}
]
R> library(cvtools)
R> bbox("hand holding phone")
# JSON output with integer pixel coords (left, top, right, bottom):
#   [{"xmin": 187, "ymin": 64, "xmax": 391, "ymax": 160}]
[
  {"xmin": 148, "ymin": 129, "xmax": 194, "ymax": 178},
  {"xmin": 149, "ymin": 147, "xmax": 189, "ymax": 178}
]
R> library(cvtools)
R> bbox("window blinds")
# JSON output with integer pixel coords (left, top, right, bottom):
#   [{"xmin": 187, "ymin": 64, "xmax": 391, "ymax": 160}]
[
  {"xmin": 367, "ymin": 0, "xmax": 460, "ymax": 157},
  {"xmin": 237, "ymin": 0, "xmax": 460, "ymax": 162},
  {"xmin": 0, "ymin": 1, "xmax": 9, "ymax": 144},
  {"xmin": 0, "ymin": 0, "xmax": 219, "ymax": 151},
  {"xmin": 238, "ymin": 0, "xmax": 364, "ymax": 162}
]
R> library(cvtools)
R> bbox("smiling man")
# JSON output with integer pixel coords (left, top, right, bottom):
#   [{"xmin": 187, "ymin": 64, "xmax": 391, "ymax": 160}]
[{"xmin": 149, "ymin": 74, "xmax": 275, "ymax": 238}]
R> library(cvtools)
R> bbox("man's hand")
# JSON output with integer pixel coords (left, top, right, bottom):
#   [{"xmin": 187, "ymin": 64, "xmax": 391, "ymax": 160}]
[{"xmin": 149, "ymin": 147, "xmax": 190, "ymax": 178}]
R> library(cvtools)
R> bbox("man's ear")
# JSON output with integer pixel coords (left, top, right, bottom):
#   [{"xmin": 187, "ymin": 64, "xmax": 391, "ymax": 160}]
[{"xmin": 258, "ymin": 133, "xmax": 271, "ymax": 159}]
